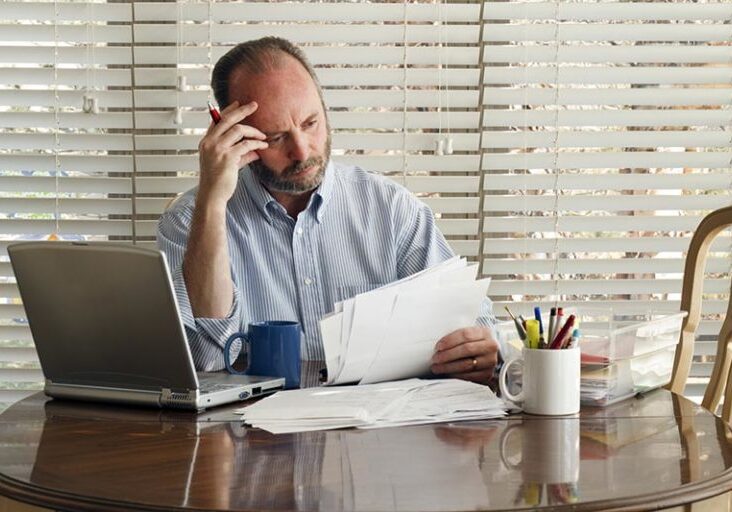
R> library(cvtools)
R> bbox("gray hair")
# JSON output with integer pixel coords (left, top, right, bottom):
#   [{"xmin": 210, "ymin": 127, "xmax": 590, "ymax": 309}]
[{"xmin": 211, "ymin": 37, "xmax": 324, "ymax": 109}]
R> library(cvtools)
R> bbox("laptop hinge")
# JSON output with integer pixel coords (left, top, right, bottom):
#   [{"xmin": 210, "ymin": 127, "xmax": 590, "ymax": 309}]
[
  {"xmin": 46, "ymin": 380, "xmax": 162, "ymax": 408},
  {"xmin": 160, "ymin": 388, "xmax": 198, "ymax": 409}
]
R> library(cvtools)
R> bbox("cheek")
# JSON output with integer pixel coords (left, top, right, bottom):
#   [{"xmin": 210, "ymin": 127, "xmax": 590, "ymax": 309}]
[
  {"xmin": 256, "ymin": 147, "xmax": 285, "ymax": 168},
  {"xmin": 315, "ymin": 126, "xmax": 328, "ymax": 151}
]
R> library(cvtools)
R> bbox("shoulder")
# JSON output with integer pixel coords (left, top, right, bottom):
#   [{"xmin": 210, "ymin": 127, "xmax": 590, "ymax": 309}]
[
  {"xmin": 160, "ymin": 187, "xmax": 198, "ymax": 223},
  {"xmin": 332, "ymin": 162, "xmax": 419, "ymax": 206}
]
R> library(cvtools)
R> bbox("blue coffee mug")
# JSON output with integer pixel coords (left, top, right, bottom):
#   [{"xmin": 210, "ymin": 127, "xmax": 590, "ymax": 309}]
[{"xmin": 224, "ymin": 321, "xmax": 301, "ymax": 389}]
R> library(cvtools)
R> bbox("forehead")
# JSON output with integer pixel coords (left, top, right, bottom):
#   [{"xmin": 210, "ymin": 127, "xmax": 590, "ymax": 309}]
[{"xmin": 228, "ymin": 56, "xmax": 324, "ymax": 131}]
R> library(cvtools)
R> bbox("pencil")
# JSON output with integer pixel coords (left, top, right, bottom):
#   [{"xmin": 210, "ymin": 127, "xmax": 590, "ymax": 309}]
[{"xmin": 504, "ymin": 306, "xmax": 527, "ymax": 342}]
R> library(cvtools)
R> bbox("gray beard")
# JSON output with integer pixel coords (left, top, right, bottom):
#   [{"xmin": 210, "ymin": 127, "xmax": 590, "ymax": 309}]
[{"xmin": 250, "ymin": 155, "xmax": 328, "ymax": 195}]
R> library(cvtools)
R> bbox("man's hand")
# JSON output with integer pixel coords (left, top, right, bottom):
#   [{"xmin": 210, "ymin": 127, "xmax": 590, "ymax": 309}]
[
  {"xmin": 431, "ymin": 326, "xmax": 499, "ymax": 385},
  {"xmin": 197, "ymin": 100, "xmax": 269, "ymax": 206},
  {"xmin": 183, "ymin": 100, "xmax": 268, "ymax": 319}
]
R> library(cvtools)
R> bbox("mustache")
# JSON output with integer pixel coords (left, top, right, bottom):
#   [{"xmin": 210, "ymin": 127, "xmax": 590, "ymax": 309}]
[{"xmin": 282, "ymin": 156, "xmax": 324, "ymax": 177}]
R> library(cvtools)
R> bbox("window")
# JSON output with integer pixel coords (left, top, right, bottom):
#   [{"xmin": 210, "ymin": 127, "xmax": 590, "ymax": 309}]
[{"xmin": 1, "ymin": 0, "xmax": 729, "ymax": 407}]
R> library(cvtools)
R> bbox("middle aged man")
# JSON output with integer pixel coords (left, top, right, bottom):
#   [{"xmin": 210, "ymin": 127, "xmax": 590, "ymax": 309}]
[{"xmin": 157, "ymin": 37, "xmax": 500, "ymax": 387}]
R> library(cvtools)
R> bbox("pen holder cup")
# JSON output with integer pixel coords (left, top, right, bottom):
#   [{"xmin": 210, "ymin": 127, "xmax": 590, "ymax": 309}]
[
  {"xmin": 499, "ymin": 347, "xmax": 580, "ymax": 416},
  {"xmin": 499, "ymin": 417, "xmax": 580, "ymax": 484}
]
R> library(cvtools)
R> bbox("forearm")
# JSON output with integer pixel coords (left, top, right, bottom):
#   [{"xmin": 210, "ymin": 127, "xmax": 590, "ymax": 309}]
[{"xmin": 183, "ymin": 198, "xmax": 234, "ymax": 318}]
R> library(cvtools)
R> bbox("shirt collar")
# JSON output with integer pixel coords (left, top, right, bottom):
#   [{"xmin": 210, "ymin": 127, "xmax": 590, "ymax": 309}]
[{"xmin": 239, "ymin": 160, "xmax": 336, "ymax": 224}]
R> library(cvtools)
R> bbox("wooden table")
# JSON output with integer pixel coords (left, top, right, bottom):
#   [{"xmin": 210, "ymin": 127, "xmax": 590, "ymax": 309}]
[{"xmin": 0, "ymin": 390, "xmax": 731, "ymax": 512}]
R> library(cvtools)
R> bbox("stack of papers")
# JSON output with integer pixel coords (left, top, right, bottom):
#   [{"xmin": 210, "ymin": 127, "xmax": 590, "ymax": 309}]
[
  {"xmin": 580, "ymin": 349, "xmax": 675, "ymax": 406},
  {"xmin": 238, "ymin": 378, "xmax": 507, "ymax": 434},
  {"xmin": 319, "ymin": 256, "xmax": 491, "ymax": 385}
]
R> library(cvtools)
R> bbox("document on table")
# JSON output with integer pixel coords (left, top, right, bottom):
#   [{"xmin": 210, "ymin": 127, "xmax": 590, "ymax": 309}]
[
  {"xmin": 319, "ymin": 257, "xmax": 491, "ymax": 386},
  {"xmin": 237, "ymin": 378, "xmax": 507, "ymax": 434}
]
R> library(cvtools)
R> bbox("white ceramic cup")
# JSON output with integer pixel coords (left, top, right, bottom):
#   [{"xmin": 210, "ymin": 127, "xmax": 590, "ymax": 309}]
[{"xmin": 499, "ymin": 347, "xmax": 581, "ymax": 416}]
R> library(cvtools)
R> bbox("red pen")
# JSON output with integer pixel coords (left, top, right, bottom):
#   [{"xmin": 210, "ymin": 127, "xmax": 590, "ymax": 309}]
[
  {"xmin": 550, "ymin": 314, "xmax": 575, "ymax": 350},
  {"xmin": 207, "ymin": 101, "xmax": 221, "ymax": 124}
]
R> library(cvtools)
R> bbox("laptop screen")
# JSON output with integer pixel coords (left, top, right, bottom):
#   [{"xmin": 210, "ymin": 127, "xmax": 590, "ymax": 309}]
[{"xmin": 9, "ymin": 242, "xmax": 200, "ymax": 392}]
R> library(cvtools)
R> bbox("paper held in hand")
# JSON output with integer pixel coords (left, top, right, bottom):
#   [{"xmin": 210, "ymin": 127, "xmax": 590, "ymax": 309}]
[{"xmin": 319, "ymin": 256, "xmax": 491, "ymax": 386}]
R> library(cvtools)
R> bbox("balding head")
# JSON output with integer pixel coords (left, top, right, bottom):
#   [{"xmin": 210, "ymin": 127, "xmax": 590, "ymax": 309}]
[{"xmin": 211, "ymin": 37, "xmax": 325, "ymax": 110}]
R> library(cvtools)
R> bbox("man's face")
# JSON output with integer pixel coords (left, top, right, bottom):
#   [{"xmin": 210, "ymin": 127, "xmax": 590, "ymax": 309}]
[{"xmin": 228, "ymin": 56, "xmax": 331, "ymax": 195}]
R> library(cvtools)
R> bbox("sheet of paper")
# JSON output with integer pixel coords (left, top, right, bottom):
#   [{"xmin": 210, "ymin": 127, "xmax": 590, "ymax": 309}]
[
  {"xmin": 319, "ymin": 312, "xmax": 343, "ymax": 383},
  {"xmin": 317, "ymin": 256, "xmax": 486, "ymax": 386},
  {"xmin": 241, "ymin": 381, "xmax": 427, "ymax": 432},
  {"xmin": 333, "ymin": 287, "xmax": 399, "ymax": 385},
  {"xmin": 379, "ymin": 256, "xmax": 462, "ymax": 292},
  {"xmin": 332, "ymin": 297, "xmax": 357, "ymax": 383},
  {"xmin": 239, "ymin": 378, "xmax": 507, "ymax": 433},
  {"xmin": 359, "ymin": 278, "xmax": 491, "ymax": 384},
  {"xmin": 396, "ymin": 257, "xmax": 466, "ymax": 295},
  {"xmin": 438, "ymin": 263, "xmax": 478, "ymax": 286}
]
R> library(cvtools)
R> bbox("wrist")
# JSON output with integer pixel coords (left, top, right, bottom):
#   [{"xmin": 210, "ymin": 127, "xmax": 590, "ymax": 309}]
[{"xmin": 195, "ymin": 191, "xmax": 229, "ymax": 218}]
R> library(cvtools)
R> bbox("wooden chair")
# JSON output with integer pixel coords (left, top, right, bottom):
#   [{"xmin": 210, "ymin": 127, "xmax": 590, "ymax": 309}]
[{"xmin": 667, "ymin": 205, "xmax": 732, "ymax": 423}]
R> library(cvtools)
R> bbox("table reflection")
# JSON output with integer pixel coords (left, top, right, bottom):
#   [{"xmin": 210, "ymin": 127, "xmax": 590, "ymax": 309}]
[{"xmin": 0, "ymin": 391, "xmax": 730, "ymax": 511}]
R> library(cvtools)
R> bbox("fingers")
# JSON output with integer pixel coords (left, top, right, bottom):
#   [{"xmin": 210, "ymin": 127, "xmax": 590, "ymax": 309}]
[
  {"xmin": 236, "ymin": 139, "xmax": 268, "ymax": 167},
  {"xmin": 433, "ymin": 337, "xmax": 498, "ymax": 366},
  {"xmin": 206, "ymin": 100, "xmax": 241, "ymax": 135},
  {"xmin": 431, "ymin": 351, "xmax": 497, "ymax": 376},
  {"xmin": 431, "ymin": 327, "xmax": 499, "ymax": 385},
  {"xmin": 435, "ymin": 326, "xmax": 491, "ymax": 352},
  {"xmin": 207, "ymin": 101, "xmax": 267, "ymax": 141},
  {"xmin": 199, "ymin": 100, "xmax": 268, "ymax": 177}
]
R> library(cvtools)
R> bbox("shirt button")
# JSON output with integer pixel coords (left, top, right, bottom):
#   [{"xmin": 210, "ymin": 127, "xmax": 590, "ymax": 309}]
[
  {"xmin": 304, "ymin": 278, "xmax": 313, "ymax": 285},
  {"xmin": 296, "ymin": 227, "xmax": 304, "ymax": 235}
]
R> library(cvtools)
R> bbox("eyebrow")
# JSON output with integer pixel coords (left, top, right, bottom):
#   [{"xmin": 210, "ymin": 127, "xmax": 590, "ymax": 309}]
[{"xmin": 262, "ymin": 113, "xmax": 319, "ymax": 138}]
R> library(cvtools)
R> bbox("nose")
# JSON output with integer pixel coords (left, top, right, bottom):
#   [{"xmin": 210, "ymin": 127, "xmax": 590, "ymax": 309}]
[{"xmin": 288, "ymin": 132, "xmax": 309, "ymax": 162}]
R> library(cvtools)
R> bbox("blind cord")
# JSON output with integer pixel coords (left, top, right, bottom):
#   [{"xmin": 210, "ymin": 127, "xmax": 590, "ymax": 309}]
[
  {"xmin": 129, "ymin": 0, "xmax": 139, "ymax": 243},
  {"xmin": 52, "ymin": 0, "xmax": 60, "ymax": 239}
]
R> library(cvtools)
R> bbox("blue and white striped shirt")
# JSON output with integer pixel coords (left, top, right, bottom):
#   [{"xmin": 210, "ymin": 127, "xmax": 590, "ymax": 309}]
[{"xmin": 158, "ymin": 161, "xmax": 494, "ymax": 385}]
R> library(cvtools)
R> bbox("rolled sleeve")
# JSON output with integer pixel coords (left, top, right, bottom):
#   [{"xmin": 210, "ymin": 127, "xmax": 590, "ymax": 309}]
[
  {"xmin": 171, "ymin": 266, "xmax": 244, "ymax": 371},
  {"xmin": 158, "ymin": 205, "xmax": 244, "ymax": 371}
]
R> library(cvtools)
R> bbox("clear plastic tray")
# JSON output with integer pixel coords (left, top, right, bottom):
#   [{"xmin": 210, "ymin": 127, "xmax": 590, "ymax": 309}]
[
  {"xmin": 495, "ymin": 309, "xmax": 686, "ymax": 407},
  {"xmin": 580, "ymin": 345, "xmax": 678, "ymax": 406},
  {"xmin": 579, "ymin": 309, "xmax": 686, "ymax": 364}
]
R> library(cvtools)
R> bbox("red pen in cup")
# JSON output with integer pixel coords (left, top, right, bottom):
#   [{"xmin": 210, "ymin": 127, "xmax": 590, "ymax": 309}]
[{"xmin": 207, "ymin": 101, "xmax": 221, "ymax": 124}]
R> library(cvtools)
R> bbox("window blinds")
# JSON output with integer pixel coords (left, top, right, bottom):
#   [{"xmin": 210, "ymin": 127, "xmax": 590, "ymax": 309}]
[
  {"xmin": 0, "ymin": 0, "xmax": 136, "ymax": 405},
  {"xmin": 0, "ymin": 0, "xmax": 729, "ymax": 406},
  {"xmin": 480, "ymin": 1, "xmax": 732, "ymax": 398}
]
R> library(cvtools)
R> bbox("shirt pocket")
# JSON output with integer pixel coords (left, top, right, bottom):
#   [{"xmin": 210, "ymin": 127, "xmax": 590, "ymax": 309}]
[{"xmin": 335, "ymin": 283, "xmax": 388, "ymax": 302}]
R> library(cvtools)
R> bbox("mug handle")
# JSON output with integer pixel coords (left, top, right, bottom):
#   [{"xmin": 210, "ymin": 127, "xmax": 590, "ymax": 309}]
[
  {"xmin": 498, "ymin": 357, "xmax": 524, "ymax": 405},
  {"xmin": 498, "ymin": 423, "xmax": 522, "ymax": 471},
  {"xmin": 224, "ymin": 332, "xmax": 250, "ymax": 375}
]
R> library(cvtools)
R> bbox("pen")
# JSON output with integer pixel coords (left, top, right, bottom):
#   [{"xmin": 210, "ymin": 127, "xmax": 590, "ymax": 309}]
[
  {"xmin": 534, "ymin": 306, "xmax": 544, "ymax": 345},
  {"xmin": 504, "ymin": 306, "xmax": 527, "ymax": 342},
  {"xmin": 555, "ymin": 307, "xmax": 564, "ymax": 340},
  {"xmin": 566, "ymin": 328, "xmax": 580, "ymax": 349},
  {"xmin": 550, "ymin": 314, "xmax": 575, "ymax": 349},
  {"xmin": 207, "ymin": 101, "xmax": 221, "ymax": 124},
  {"xmin": 547, "ymin": 307, "xmax": 557, "ymax": 345}
]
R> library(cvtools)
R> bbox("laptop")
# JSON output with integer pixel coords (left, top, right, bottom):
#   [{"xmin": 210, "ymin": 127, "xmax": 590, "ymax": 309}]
[{"xmin": 8, "ymin": 241, "xmax": 285, "ymax": 411}]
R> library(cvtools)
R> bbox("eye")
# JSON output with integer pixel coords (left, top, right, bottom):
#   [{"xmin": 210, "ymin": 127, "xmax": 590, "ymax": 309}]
[
  {"xmin": 267, "ymin": 135, "xmax": 284, "ymax": 145},
  {"xmin": 305, "ymin": 119, "xmax": 318, "ymax": 129}
]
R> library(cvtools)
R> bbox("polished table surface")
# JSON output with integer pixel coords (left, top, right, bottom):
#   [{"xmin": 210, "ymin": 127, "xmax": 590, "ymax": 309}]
[{"xmin": 1, "ymin": 390, "xmax": 732, "ymax": 512}]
